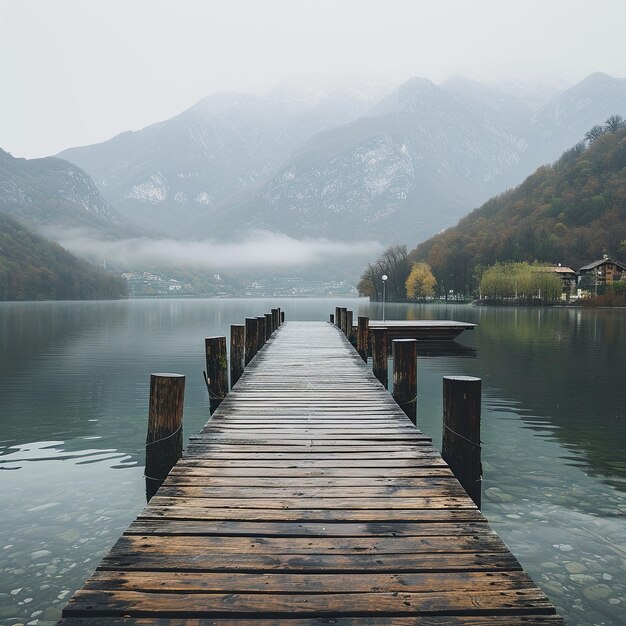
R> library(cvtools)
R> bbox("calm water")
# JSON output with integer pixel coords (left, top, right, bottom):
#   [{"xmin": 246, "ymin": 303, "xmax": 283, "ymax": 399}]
[{"xmin": 0, "ymin": 298, "xmax": 624, "ymax": 625}]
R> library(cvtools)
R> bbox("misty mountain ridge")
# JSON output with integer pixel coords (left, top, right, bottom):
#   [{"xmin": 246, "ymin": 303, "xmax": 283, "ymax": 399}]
[
  {"xmin": 58, "ymin": 84, "xmax": 385, "ymax": 234},
  {"xmin": 55, "ymin": 72, "xmax": 626, "ymax": 251},
  {"xmin": 189, "ymin": 75, "xmax": 547, "ymax": 242},
  {"xmin": 0, "ymin": 148, "xmax": 128, "ymax": 239}
]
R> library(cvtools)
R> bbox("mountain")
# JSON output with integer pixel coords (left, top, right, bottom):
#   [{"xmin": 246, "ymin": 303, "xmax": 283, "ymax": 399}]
[
  {"xmin": 523, "ymin": 72, "xmax": 626, "ymax": 169},
  {"xmin": 57, "ymin": 72, "xmax": 626, "ymax": 250},
  {"xmin": 0, "ymin": 212, "xmax": 127, "ymax": 300},
  {"xmin": 408, "ymin": 126, "xmax": 626, "ymax": 295},
  {"xmin": 58, "ymin": 88, "xmax": 383, "ymax": 234},
  {"xmin": 0, "ymin": 148, "xmax": 126, "ymax": 238},
  {"xmin": 189, "ymin": 76, "xmax": 534, "ymax": 243},
  {"xmin": 194, "ymin": 73, "xmax": 626, "ymax": 246}
]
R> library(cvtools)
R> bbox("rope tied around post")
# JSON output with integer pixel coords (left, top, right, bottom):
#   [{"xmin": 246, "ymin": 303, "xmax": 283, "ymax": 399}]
[
  {"xmin": 442, "ymin": 375, "xmax": 482, "ymax": 508},
  {"xmin": 397, "ymin": 393, "xmax": 418, "ymax": 407},
  {"xmin": 443, "ymin": 421, "xmax": 482, "ymax": 449},
  {"xmin": 203, "ymin": 371, "xmax": 227, "ymax": 401},
  {"xmin": 146, "ymin": 422, "xmax": 183, "ymax": 448}
]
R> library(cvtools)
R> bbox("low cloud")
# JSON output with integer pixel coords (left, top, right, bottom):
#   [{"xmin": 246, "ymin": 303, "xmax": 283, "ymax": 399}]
[{"xmin": 56, "ymin": 230, "xmax": 383, "ymax": 270}]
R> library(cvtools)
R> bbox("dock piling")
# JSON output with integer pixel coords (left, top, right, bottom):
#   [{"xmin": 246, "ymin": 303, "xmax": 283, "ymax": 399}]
[
  {"xmin": 371, "ymin": 327, "xmax": 388, "ymax": 388},
  {"xmin": 255, "ymin": 316, "xmax": 266, "ymax": 351},
  {"xmin": 392, "ymin": 339, "xmax": 418, "ymax": 424},
  {"xmin": 442, "ymin": 375, "xmax": 482, "ymax": 508},
  {"xmin": 244, "ymin": 317, "xmax": 258, "ymax": 365},
  {"xmin": 346, "ymin": 310, "xmax": 354, "ymax": 344},
  {"xmin": 329, "ymin": 313, "xmax": 334, "ymax": 324},
  {"xmin": 264, "ymin": 313, "xmax": 273, "ymax": 341},
  {"xmin": 204, "ymin": 336, "xmax": 228, "ymax": 415},
  {"xmin": 145, "ymin": 373, "xmax": 185, "ymax": 501},
  {"xmin": 357, "ymin": 316, "xmax": 369, "ymax": 362},
  {"xmin": 271, "ymin": 308, "xmax": 280, "ymax": 332},
  {"xmin": 230, "ymin": 324, "xmax": 245, "ymax": 387}
]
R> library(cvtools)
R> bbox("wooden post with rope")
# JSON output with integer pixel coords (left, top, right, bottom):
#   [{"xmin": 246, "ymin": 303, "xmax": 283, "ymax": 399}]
[
  {"xmin": 145, "ymin": 373, "xmax": 185, "ymax": 502},
  {"xmin": 442, "ymin": 376, "xmax": 482, "ymax": 508}
]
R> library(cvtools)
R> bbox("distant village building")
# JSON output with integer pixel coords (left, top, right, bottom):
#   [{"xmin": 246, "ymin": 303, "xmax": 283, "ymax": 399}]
[
  {"xmin": 539, "ymin": 257, "xmax": 625, "ymax": 300},
  {"xmin": 578, "ymin": 256, "xmax": 626, "ymax": 285},
  {"xmin": 543, "ymin": 265, "xmax": 578, "ymax": 299}
]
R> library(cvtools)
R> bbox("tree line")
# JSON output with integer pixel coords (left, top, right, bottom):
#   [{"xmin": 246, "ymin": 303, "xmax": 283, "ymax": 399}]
[{"xmin": 357, "ymin": 247, "xmax": 567, "ymax": 303}]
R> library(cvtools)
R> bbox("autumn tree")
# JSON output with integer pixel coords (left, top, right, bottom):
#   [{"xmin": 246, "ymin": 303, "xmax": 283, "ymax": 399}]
[{"xmin": 405, "ymin": 262, "xmax": 436, "ymax": 300}]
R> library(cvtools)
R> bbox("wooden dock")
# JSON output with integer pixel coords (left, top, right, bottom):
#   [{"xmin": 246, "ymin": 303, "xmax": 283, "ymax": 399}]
[
  {"xmin": 59, "ymin": 321, "xmax": 563, "ymax": 625},
  {"xmin": 368, "ymin": 320, "xmax": 476, "ymax": 341}
]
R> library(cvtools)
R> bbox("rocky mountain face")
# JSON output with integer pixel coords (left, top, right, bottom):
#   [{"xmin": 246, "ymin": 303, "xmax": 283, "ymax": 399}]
[
  {"xmin": 57, "ymin": 73, "xmax": 626, "ymax": 246},
  {"xmin": 197, "ymin": 73, "xmax": 626, "ymax": 244},
  {"xmin": 192, "ymin": 77, "xmax": 532, "ymax": 242},
  {"xmin": 58, "ymin": 87, "xmax": 383, "ymax": 234},
  {"xmin": 0, "ymin": 148, "xmax": 125, "ymax": 238}
]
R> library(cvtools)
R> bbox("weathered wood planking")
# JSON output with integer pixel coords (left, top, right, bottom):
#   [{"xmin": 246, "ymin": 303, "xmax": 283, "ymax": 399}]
[{"xmin": 60, "ymin": 321, "xmax": 563, "ymax": 625}]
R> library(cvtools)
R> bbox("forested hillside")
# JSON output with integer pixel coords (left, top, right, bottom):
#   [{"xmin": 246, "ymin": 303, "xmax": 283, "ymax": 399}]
[
  {"xmin": 408, "ymin": 123, "xmax": 626, "ymax": 296},
  {"xmin": 0, "ymin": 148, "xmax": 126, "ymax": 237},
  {"xmin": 0, "ymin": 213, "xmax": 127, "ymax": 300}
]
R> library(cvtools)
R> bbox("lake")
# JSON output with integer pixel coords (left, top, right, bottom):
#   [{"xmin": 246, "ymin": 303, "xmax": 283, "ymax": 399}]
[{"xmin": 0, "ymin": 298, "xmax": 624, "ymax": 625}]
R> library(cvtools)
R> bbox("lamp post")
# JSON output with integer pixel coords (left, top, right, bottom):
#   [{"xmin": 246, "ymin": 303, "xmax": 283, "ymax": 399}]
[{"xmin": 382, "ymin": 274, "xmax": 388, "ymax": 321}]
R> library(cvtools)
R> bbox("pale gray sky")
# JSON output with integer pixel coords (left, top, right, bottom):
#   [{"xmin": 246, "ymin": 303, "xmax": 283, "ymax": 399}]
[{"xmin": 1, "ymin": 0, "xmax": 625, "ymax": 158}]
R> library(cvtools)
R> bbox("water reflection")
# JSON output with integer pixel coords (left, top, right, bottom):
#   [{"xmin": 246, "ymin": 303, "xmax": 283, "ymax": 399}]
[{"xmin": 417, "ymin": 341, "xmax": 476, "ymax": 358}]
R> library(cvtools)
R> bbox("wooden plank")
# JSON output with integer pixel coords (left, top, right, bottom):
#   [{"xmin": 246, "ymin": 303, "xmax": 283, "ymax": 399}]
[
  {"xmin": 59, "ymin": 617, "xmax": 566, "ymax": 625},
  {"xmin": 84, "ymin": 570, "xmax": 535, "ymax": 593},
  {"xmin": 60, "ymin": 321, "xmax": 561, "ymax": 624},
  {"xmin": 144, "ymin": 495, "xmax": 477, "ymax": 510},
  {"xmin": 167, "ymin": 467, "xmax": 456, "ymax": 478},
  {"xmin": 126, "ymin": 519, "xmax": 493, "ymax": 536},
  {"xmin": 155, "ymin": 484, "xmax": 469, "ymax": 498},
  {"xmin": 160, "ymin": 476, "xmax": 459, "ymax": 487},
  {"xmin": 105, "ymin": 533, "xmax": 511, "ymax": 556},
  {"xmin": 63, "ymin": 588, "xmax": 554, "ymax": 617},
  {"xmin": 139, "ymin": 506, "xmax": 486, "ymax": 523},
  {"xmin": 99, "ymin": 551, "xmax": 522, "ymax": 574}
]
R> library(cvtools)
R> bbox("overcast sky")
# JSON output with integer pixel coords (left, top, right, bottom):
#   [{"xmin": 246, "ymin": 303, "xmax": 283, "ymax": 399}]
[{"xmin": 1, "ymin": 0, "xmax": 625, "ymax": 158}]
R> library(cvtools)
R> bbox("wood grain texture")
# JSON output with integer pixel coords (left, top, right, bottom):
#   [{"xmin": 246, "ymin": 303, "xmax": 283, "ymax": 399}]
[{"xmin": 60, "ymin": 321, "xmax": 562, "ymax": 625}]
